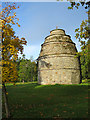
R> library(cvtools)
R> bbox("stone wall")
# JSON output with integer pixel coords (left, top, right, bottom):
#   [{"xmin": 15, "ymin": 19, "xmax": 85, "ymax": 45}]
[{"xmin": 37, "ymin": 29, "xmax": 80, "ymax": 85}]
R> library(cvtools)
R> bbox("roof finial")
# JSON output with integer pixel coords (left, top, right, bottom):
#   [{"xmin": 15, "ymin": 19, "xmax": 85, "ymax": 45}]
[{"xmin": 56, "ymin": 26, "xmax": 58, "ymax": 29}]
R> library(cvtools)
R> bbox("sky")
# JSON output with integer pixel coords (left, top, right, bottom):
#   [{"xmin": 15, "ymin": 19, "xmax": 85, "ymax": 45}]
[{"xmin": 2, "ymin": 1, "xmax": 88, "ymax": 60}]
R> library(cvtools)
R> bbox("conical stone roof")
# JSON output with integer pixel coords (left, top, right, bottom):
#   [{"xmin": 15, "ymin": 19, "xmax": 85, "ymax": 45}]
[{"xmin": 38, "ymin": 29, "xmax": 81, "ymax": 85}]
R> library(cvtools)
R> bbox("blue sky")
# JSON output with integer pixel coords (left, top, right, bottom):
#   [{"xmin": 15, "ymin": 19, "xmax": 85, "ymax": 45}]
[{"xmin": 2, "ymin": 1, "xmax": 88, "ymax": 60}]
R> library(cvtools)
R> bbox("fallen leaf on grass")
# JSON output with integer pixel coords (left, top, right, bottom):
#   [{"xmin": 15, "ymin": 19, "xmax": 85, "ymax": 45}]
[
  {"xmin": 63, "ymin": 111, "xmax": 67, "ymax": 113},
  {"xmin": 39, "ymin": 104, "xmax": 44, "ymax": 107},
  {"xmin": 54, "ymin": 108, "xmax": 58, "ymax": 111},
  {"xmin": 50, "ymin": 94, "xmax": 54, "ymax": 97},
  {"xmin": 63, "ymin": 104, "xmax": 67, "ymax": 106},
  {"xmin": 39, "ymin": 112, "xmax": 44, "ymax": 116},
  {"xmin": 85, "ymin": 97, "xmax": 89, "ymax": 99},
  {"xmin": 40, "ymin": 114, "xmax": 43, "ymax": 116},
  {"xmin": 72, "ymin": 112, "xmax": 74, "ymax": 114},
  {"xmin": 69, "ymin": 106, "xmax": 72, "ymax": 108},
  {"xmin": 47, "ymin": 97, "xmax": 51, "ymax": 100}
]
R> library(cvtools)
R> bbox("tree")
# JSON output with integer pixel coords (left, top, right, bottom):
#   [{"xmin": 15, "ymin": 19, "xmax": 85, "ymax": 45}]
[
  {"xmin": 67, "ymin": 1, "xmax": 89, "ymax": 47},
  {"xmin": 57, "ymin": 0, "xmax": 90, "ymax": 81},
  {"xmin": 1, "ymin": 3, "xmax": 27, "ymax": 118},
  {"xmin": 18, "ymin": 59, "xmax": 27, "ymax": 82},
  {"xmin": 67, "ymin": 1, "xmax": 90, "ymax": 80},
  {"xmin": 18, "ymin": 57, "xmax": 37, "ymax": 82}
]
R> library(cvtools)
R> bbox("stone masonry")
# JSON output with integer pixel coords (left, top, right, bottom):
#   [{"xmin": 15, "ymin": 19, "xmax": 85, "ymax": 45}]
[{"xmin": 37, "ymin": 29, "xmax": 81, "ymax": 85}]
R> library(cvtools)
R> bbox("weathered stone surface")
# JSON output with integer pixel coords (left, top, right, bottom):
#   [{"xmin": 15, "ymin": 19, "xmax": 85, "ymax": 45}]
[{"xmin": 37, "ymin": 29, "xmax": 80, "ymax": 85}]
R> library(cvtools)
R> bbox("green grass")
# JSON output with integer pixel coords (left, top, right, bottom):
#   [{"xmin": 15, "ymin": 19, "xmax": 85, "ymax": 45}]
[{"xmin": 2, "ymin": 82, "xmax": 89, "ymax": 119}]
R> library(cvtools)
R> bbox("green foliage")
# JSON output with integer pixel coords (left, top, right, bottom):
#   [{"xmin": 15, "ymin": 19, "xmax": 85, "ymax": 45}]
[
  {"xmin": 75, "ymin": 20, "xmax": 89, "ymax": 47},
  {"xmin": 68, "ymin": 7, "xmax": 73, "ymax": 9},
  {"xmin": 17, "ymin": 56, "xmax": 38, "ymax": 82},
  {"xmin": 67, "ymin": 1, "xmax": 90, "ymax": 81},
  {"xmin": 80, "ymin": 43, "xmax": 90, "ymax": 80},
  {"xmin": 57, "ymin": 1, "xmax": 90, "ymax": 81},
  {"xmin": 82, "ymin": 79, "xmax": 90, "ymax": 83}
]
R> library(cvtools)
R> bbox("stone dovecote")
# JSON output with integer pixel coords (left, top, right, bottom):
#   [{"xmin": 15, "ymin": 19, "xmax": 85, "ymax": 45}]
[{"xmin": 37, "ymin": 29, "xmax": 81, "ymax": 85}]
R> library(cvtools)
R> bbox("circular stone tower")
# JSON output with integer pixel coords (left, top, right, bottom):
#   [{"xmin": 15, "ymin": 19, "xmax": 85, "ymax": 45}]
[{"xmin": 37, "ymin": 29, "xmax": 81, "ymax": 85}]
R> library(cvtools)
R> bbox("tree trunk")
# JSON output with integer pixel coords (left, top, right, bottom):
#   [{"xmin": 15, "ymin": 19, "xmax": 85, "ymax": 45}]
[
  {"xmin": 2, "ymin": 83, "xmax": 10, "ymax": 118},
  {"xmin": 23, "ymin": 80, "xmax": 24, "ymax": 83}
]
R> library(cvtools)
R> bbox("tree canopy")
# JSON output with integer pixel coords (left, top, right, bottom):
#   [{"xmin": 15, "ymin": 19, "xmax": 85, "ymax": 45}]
[
  {"xmin": 1, "ymin": 3, "xmax": 27, "ymax": 118},
  {"xmin": 67, "ymin": 1, "xmax": 90, "ymax": 80},
  {"xmin": 1, "ymin": 3, "xmax": 27, "ymax": 84},
  {"xmin": 17, "ymin": 56, "xmax": 37, "ymax": 83}
]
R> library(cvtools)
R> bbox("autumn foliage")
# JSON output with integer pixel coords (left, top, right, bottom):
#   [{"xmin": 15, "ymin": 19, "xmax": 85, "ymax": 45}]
[
  {"xmin": 0, "ymin": 3, "xmax": 27, "ymax": 118},
  {"xmin": 1, "ymin": 3, "xmax": 27, "ymax": 84}
]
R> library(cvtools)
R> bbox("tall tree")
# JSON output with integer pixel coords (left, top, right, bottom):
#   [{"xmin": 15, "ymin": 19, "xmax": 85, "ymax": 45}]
[
  {"xmin": 68, "ymin": 1, "xmax": 90, "ymax": 80},
  {"xmin": 57, "ymin": 0, "xmax": 90, "ymax": 80},
  {"xmin": 1, "ymin": 3, "xmax": 27, "ymax": 118},
  {"xmin": 18, "ymin": 57, "xmax": 37, "ymax": 82}
]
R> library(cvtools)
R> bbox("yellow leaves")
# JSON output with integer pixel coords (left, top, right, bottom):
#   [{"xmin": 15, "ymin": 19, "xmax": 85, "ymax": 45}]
[
  {"xmin": 13, "ymin": 12, "xmax": 16, "ymax": 16},
  {"xmin": 12, "ymin": 21, "xmax": 15, "ymax": 25},
  {"xmin": 20, "ymin": 37, "xmax": 27, "ymax": 45},
  {"xmin": 1, "ymin": 20, "xmax": 5, "ymax": 24},
  {"xmin": 1, "ymin": 3, "xmax": 27, "ymax": 84},
  {"xmin": 2, "ymin": 60, "xmax": 11, "ymax": 66},
  {"xmin": 86, "ymin": 10, "xmax": 90, "ymax": 14},
  {"xmin": 2, "ymin": 60, "xmax": 18, "ymax": 83},
  {"xmin": 18, "ymin": 24, "xmax": 20, "ymax": 27},
  {"xmin": 12, "ymin": 16, "xmax": 14, "ymax": 18},
  {"xmin": 2, "ymin": 43, "xmax": 18, "ymax": 61},
  {"xmin": 7, "ymin": 21, "xmax": 10, "ymax": 23},
  {"xmin": 0, "ymin": 23, "xmax": 2, "ymax": 28},
  {"xmin": 8, "ymin": 16, "xmax": 11, "ymax": 19},
  {"xmin": 85, "ymin": 20, "xmax": 88, "ymax": 22},
  {"xmin": 6, "ymin": 10, "xmax": 8, "ymax": 12},
  {"xmin": 2, "ymin": 8, "xmax": 5, "ymax": 11},
  {"xmin": 13, "ymin": 6, "xmax": 16, "ymax": 9},
  {"xmin": 1, "ymin": 5, "xmax": 21, "ymax": 31},
  {"xmin": 17, "ymin": 18, "xmax": 19, "ymax": 21},
  {"xmin": 21, "ymin": 37, "xmax": 25, "ymax": 40},
  {"xmin": 16, "ymin": 22, "xmax": 20, "ymax": 27}
]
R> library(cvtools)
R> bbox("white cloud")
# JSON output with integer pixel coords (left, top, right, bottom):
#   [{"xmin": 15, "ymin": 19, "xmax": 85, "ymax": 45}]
[{"xmin": 19, "ymin": 45, "xmax": 41, "ymax": 60}]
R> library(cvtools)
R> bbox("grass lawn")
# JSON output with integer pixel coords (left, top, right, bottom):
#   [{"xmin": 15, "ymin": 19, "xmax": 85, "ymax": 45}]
[{"xmin": 2, "ymin": 82, "xmax": 89, "ymax": 119}]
